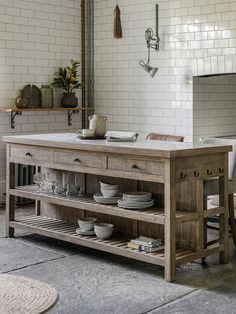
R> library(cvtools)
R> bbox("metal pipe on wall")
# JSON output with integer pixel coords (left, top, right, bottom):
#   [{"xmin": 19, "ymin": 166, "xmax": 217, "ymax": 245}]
[
  {"xmin": 81, "ymin": 0, "xmax": 86, "ymax": 128},
  {"xmin": 87, "ymin": 0, "xmax": 95, "ymax": 114}
]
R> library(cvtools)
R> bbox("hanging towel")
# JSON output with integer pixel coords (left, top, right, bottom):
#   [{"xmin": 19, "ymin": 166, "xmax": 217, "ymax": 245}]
[{"xmin": 114, "ymin": 5, "xmax": 123, "ymax": 39}]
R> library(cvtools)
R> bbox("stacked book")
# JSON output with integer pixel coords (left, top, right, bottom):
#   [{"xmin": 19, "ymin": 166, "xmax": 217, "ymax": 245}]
[{"xmin": 127, "ymin": 236, "xmax": 164, "ymax": 253}]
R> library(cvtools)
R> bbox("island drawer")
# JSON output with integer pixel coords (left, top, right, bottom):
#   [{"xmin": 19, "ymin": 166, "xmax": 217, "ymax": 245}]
[
  {"xmin": 9, "ymin": 145, "xmax": 53, "ymax": 164},
  {"xmin": 54, "ymin": 150, "xmax": 104, "ymax": 169},
  {"xmin": 107, "ymin": 157, "xmax": 164, "ymax": 176}
]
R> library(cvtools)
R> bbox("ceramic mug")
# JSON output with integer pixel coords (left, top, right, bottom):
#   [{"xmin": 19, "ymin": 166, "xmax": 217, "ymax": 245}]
[{"xmin": 79, "ymin": 129, "xmax": 95, "ymax": 138}]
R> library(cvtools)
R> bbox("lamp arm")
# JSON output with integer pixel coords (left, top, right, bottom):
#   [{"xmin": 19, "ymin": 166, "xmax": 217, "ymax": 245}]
[{"xmin": 147, "ymin": 45, "xmax": 150, "ymax": 64}]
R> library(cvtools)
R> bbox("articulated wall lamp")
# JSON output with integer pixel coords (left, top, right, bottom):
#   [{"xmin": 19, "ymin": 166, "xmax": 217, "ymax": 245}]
[{"xmin": 139, "ymin": 4, "xmax": 160, "ymax": 78}]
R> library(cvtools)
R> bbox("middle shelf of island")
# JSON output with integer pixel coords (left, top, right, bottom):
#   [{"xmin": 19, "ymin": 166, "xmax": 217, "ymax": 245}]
[{"xmin": 10, "ymin": 185, "xmax": 201, "ymax": 225}]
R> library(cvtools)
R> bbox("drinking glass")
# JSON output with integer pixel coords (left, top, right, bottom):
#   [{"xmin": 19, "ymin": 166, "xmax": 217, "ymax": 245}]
[
  {"xmin": 33, "ymin": 174, "xmax": 40, "ymax": 191},
  {"xmin": 62, "ymin": 172, "xmax": 70, "ymax": 197},
  {"xmin": 75, "ymin": 173, "xmax": 84, "ymax": 197},
  {"xmin": 33, "ymin": 173, "xmax": 45, "ymax": 192}
]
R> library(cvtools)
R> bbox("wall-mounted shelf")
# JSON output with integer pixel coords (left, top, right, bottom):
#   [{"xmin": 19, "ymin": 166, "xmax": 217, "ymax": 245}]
[{"xmin": 0, "ymin": 107, "xmax": 95, "ymax": 129}]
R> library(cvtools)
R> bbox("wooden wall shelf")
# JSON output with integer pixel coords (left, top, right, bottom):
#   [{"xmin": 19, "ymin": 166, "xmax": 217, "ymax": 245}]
[{"xmin": 0, "ymin": 107, "xmax": 95, "ymax": 129}]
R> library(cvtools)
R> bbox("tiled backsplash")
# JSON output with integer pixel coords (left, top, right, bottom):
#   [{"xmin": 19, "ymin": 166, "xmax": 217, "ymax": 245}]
[
  {"xmin": 94, "ymin": 0, "xmax": 236, "ymax": 141},
  {"xmin": 1, "ymin": 0, "xmax": 236, "ymax": 200},
  {"xmin": 0, "ymin": 0, "xmax": 82, "ymax": 202},
  {"xmin": 193, "ymin": 75, "xmax": 236, "ymax": 143}
]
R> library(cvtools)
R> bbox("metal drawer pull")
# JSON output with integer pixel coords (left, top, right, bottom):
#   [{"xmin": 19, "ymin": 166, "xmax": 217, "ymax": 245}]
[
  {"xmin": 131, "ymin": 164, "xmax": 139, "ymax": 169},
  {"xmin": 180, "ymin": 173, "xmax": 187, "ymax": 179},
  {"xmin": 194, "ymin": 171, "xmax": 199, "ymax": 177},
  {"xmin": 219, "ymin": 168, "xmax": 224, "ymax": 174},
  {"xmin": 25, "ymin": 152, "xmax": 32, "ymax": 157},
  {"xmin": 207, "ymin": 169, "xmax": 212, "ymax": 175},
  {"xmin": 74, "ymin": 158, "xmax": 80, "ymax": 163}
]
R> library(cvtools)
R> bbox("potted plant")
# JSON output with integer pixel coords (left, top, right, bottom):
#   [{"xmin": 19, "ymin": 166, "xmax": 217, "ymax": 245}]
[{"xmin": 51, "ymin": 59, "xmax": 81, "ymax": 108}]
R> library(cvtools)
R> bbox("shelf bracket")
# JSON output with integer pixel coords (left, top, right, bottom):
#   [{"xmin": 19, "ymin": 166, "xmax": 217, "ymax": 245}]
[
  {"xmin": 11, "ymin": 111, "xmax": 22, "ymax": 129},
  {"xmin": 68, "ymin": 110, "xmax": 79, "ymax": 126}
]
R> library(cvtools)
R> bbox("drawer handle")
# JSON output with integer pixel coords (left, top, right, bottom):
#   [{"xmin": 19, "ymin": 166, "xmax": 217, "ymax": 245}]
[
  {"xmin": 207, "ymin": 169, "xmax": 212, "ymax": 176},
  {"xmin": 74, "ymin": 158, "xmax": 80, "ymax": 163},
  {"xmin": 219, "ymin": 168, "xmax": 224, "ymax": 174},
  {"xmin": 194, "ymin": 171, "xmax": 200, "ymax": 177},
  {"xmin": 25, "ymin": 152, "xmax": 32, "ymax": 157},
  {"xmin": 180, "ymin": 173, "xmax": 187, "ymax": 179},
  {"xmin": 131, "ymin": 164, "xmax": 139, "ymax": 170}
]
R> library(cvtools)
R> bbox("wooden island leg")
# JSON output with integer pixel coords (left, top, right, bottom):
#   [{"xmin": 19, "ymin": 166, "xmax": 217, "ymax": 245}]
[
  {"xmin": 196, "ymin": 180, "xmax": 204, "ymax": 252},
  {"xmin": 164, "ymin": 160, "xmax": 176, "ymax": 282},
  {"xmin": 6, "ymin": 146, "xmax": 15, "ymax": 238},
  {"xmin": 35, "ymin": 166, "xmax": 41, "ymax": 216},
  {"xmin": 219, "ymin": 156, "xmax": 229, "ymax": 264}
]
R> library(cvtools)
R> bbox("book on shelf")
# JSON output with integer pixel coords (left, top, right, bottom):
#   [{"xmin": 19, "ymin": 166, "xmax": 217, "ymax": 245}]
[
  {"xmin": 127, "ymin": 242, "xmax": 140, "ymax": 250},
  {"xmin": 140, "ymin": 245, "xmax": 164, "ymax": 253},
  {"xmin": 127, "ymin": 241, "xmax": 164, "ymax": 253},
  {"xmin": 130, "ymin": 236, "xmax": 163, "ymax": 248}
]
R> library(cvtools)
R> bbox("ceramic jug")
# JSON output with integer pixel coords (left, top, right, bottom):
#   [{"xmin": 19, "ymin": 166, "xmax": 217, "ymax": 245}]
[
  {"xmin": 40, "ymin": 85, "xmax": 53, "ymax": 108},
  {"xmin": 88, "ymin": 114, "xmax": 107, "ymax": 137}
]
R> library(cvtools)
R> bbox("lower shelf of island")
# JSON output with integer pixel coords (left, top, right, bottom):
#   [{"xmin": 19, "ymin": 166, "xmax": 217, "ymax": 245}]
[{"xmin": 10, "ymin": 215, "xmax": 223, "ymax": 267}]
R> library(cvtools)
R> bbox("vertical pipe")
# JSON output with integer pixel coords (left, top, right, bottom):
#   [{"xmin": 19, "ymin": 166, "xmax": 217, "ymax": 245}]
[
  {"xmin": 87, "ymin": 0, "xmax": 94, "ymax": 112},
  {"xmin": 156, "ymin": 4, "xmax": 160, "ymax": 51},
  {"xmin": 81, "ymin": 0, "xmax": 86, "ymax": 128},
  {"xmin": 156, "ymin": 4, "xmax": 159, "ymax": 40}
]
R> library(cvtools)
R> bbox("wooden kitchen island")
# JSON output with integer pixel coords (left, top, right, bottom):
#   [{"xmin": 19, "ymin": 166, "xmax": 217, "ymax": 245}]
[{"xmin": 3, "ymin": 133, "xmax": 232, "ymax": 282}]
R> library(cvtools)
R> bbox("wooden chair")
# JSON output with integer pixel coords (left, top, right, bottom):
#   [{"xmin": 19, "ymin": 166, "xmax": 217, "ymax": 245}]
[
  {"xmin": 201, "ymin": 137, "xmax": 236, "ymax": 247},
  {"xmin": 146, "ymin": 133, "xmax": 184, "ymax": 142}
]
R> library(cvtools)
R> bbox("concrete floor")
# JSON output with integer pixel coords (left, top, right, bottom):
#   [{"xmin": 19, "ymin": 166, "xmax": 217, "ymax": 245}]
[{"xmin": 0, "ymin": 206, "xmax": 236, "ymax": 314}]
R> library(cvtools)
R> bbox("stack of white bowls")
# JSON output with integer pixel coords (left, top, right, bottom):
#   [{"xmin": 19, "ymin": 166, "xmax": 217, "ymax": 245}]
[
  {"xmin": 76, "ymin": 218, "xmax": 114, "ymax": 240},
  {"xmin": 100, "ymin": 181, "xmax": 119, "ymax": 198},
  {"xmin": 76, "ymin": 217, "xmax": 97, "ymax": 235},
  {"xmin": 94, "ymin": 223, "xmax": 114, "ymax": 240}
]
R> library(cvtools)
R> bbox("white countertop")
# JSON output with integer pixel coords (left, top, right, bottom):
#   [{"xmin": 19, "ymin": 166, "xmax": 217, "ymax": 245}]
[{"xmin": 2, "ymin": 133, "xmax": 232, "ymax": 158}]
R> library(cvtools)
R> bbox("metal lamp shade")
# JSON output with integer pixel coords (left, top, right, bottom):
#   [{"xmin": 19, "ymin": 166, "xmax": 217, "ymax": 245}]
[{"xmin": 139, "ymin": 60, "xmax": 158, "ymax": 78}]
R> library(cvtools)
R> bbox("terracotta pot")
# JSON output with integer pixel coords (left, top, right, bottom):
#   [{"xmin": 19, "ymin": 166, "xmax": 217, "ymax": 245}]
[{"xmin": 61, "ymin": 92, "xmax": 78, "ymax": 108}]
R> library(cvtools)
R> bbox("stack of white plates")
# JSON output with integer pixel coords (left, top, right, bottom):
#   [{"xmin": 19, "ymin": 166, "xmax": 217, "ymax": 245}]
[
  {"xmin": 118, "ymin": 192, "xmax": 155, "ymax": 209},
  {"xmin": 93, "ymin": 193, "xmax": 122, "ymax": 205}
]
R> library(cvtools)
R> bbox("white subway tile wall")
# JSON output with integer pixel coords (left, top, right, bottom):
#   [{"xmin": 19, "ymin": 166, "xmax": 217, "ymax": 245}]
[
  {"xmin": 1, "ymin": 0, "xmax": 236, "ymax": 200},
  {"xmin": 193, "ymin": 75, "xmax": 236, "ymax": 143},
  {"xmin": 0, "ymin": 0, "xmax": 82, "ymax": 201},
  {"xmin": 94, "ymin": 0, "xmax": 236, "ymax": 141}
]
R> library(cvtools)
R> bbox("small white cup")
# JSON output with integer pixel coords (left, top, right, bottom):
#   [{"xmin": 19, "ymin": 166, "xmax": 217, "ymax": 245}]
[{"xmin": 80, "ymin": 129, "xmax": 95, "ymax": 138}]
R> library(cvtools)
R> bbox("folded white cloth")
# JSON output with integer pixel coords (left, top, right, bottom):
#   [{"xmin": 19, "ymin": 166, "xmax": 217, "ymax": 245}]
[{"xmin": 105, "ymin": 131, "xmax": 138, "ymax": 139}]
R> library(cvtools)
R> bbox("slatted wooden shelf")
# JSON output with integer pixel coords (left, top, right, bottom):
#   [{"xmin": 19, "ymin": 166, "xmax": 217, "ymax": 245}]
[
  {"xmin": 10, "ymin": 186, "xmax": 200, "ymax": 224},
  {"xmin": 9, "ymin": 215, "xmax": 166, "ymax": 266},
  {"xmin": 10, "ymin": 215, "xmax": 222, "ymax": 266}
]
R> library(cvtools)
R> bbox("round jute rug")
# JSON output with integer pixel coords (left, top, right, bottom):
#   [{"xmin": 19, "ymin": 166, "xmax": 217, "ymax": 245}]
[{"xmin": 0, "ymin": 274, "xmax": 58, "ymax": 314}]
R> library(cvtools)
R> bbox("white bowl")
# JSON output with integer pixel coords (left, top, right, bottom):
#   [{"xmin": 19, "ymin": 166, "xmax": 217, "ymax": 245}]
[
  {"xmin": 101, "ymin": 185, "xmax": 119, "ymax": 190},
  {"xmin": 101, "ymin": 188, "xmax": 119, "ymax": 198},
  {"xmin": 94, "ymin": 223, "xmax": 114, "ymax": 240},
  {"xmin": 100, "ymin": 181, "xmax": 119, "ymax": 189},
  {"xmin": 78, "ymin": 217, "xmax": 97, "ymax": 231}
]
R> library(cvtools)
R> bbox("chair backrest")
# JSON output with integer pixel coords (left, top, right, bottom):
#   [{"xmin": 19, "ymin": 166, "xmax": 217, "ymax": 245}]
[
  {"xmin": 200, "ymin": 137, "xmax": 236, "ymax": 179},
  {"xmin": 146, "ymin": 133, "xmax": 184, "ymax": 142}
]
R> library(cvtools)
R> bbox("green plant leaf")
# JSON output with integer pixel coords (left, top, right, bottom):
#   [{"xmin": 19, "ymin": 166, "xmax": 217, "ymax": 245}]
[{"xmin": 51, "ymin": 59, "xmax": 81, "ymax": 92}]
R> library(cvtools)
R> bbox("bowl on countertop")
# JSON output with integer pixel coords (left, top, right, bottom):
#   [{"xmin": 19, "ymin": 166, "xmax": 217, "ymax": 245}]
[
  {"xmin": 78, "ymin": 217, "xmax": 97, "ymax": 231},
  {"xmin": 94, "ymin": 223, "xmax": 114, "ymax": 240}
]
